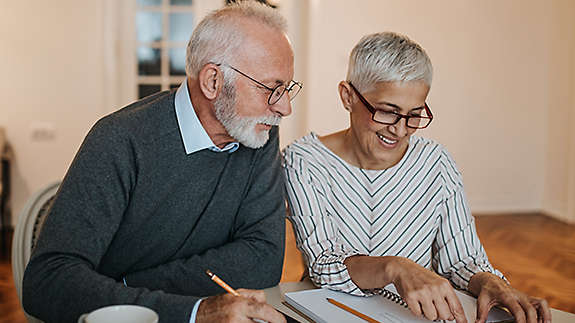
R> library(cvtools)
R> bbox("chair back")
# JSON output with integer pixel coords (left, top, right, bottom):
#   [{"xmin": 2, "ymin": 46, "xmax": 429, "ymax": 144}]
[{"xmin": 12, "ymin": 182, "xmax": 60, "ymax": 323}]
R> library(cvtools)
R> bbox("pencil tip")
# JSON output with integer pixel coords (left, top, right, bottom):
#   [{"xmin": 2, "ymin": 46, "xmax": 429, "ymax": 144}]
[{"xmin": 206, "ymin": 269, "xmax": 213, "ymax": 277}]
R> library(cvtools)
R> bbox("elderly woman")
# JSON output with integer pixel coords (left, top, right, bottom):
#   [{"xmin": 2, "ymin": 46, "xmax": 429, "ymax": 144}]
[{"xmin": 283, "ymin": 32, "xmax": 550, "ymax": 323}]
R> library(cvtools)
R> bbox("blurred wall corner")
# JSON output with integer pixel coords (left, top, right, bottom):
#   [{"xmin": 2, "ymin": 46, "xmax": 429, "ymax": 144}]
[
  {"xmin": 542, "ymin": 0, "xmax": 575, "ymax": 225},
  {"xmin": 0, "ymin": 126, "xmax": 14, "ymax": 258}
]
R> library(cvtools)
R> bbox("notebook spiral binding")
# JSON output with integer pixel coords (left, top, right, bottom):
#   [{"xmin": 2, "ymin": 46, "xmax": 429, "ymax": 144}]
[{"xmin": 376, "ymin": 288, "xmax": 408, "ymax": 308}]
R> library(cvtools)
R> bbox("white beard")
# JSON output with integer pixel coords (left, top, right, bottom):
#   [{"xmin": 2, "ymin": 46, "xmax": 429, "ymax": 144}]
[{"xmin": 214, "ymin": 80, "xmax": 282, "ymax": 149}]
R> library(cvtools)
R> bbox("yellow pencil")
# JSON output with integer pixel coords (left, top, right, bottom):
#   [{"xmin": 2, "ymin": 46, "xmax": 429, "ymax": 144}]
[
  {"xmin": 205, "ymin": 269, "xmax": 240, "ymax": 296},
  {"xmin": 206, "ymin": 270, "xmax": 270, "ymax": 323},
  {"xmin": 327, "ymin": 298, "xmax": 381, "ymax": 323}
]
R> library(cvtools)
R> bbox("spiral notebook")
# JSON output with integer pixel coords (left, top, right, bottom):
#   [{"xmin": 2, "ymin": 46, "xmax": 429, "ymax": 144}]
[{"xmin": 284, "ymin": 284, "xmax": 514, "ymax": 323}]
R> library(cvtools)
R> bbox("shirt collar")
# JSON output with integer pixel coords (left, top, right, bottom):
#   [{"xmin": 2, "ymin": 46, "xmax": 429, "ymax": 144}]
[{"xmin": 174, "ymin": 80, "xmax": 239, "ymax": 154}]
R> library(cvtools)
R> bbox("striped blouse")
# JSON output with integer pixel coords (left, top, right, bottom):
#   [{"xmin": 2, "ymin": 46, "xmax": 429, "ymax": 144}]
[{"xmin": 282, "ymin": 133, "xmax": 504, "ymax": 296}]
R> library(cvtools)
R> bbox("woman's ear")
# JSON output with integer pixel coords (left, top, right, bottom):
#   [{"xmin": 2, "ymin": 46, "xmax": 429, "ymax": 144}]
[
  {"xmin": 198, "ymin": 63, "xmax": 222, "ymax": 100},
  {"xmin": 338, "ymin": 81, "xmax": 353, "ymax": 112}
]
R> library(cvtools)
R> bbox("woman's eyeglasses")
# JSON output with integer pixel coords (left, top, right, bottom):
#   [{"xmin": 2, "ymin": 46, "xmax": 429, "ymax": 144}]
[{"xmin": 348, "ymin": 82, "xmax": 433, "ymax": 129}]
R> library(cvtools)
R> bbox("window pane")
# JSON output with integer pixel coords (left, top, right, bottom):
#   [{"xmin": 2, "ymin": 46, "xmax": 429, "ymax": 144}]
[
  {"xmin": 169, "ymin": 48, "xmax": 186, "ymax": 76},
  {"xmin": 138, "ymin": 0, "xmax": 161, "ymax": 6},
  {"xmin": 138, "ymin": 47, "xmax": 162, "ymax": 76},
  {"xmin": 169, "ymin": 13, "xmax": 194, "ymax": 42},
  {"xmin": 138, "ymin": 84, "xmax": 162, "ymax": 99},
  {"xmin": 137, "ymin": 12, "xmax": 163, "ymax": 43},
  {"xmin": 170, "ymin": 0, "xmax": 193, "ymax": 5}
]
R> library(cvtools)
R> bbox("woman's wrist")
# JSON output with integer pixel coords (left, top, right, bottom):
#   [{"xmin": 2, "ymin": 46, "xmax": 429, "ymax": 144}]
[
  {"xmin": 344, "ymin": 255, "xmax": 400, "ymax": 289},
  {"xmin": 381, "ymin": 255, "xmax": 411, "ymax": 287},
  {"xmin": 468, "ymin": 271, "xmax": 499, "ymax": 297}
]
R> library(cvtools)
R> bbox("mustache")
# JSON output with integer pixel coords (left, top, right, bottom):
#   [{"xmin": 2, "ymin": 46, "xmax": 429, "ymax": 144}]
[{"xmin": 253, "ymin": 114, "xmax": 282, "ymax": 126}]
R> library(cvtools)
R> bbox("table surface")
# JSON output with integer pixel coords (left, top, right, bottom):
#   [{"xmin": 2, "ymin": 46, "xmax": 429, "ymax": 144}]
[{"xmin": 264, "ymin": 281, "xmax": 575, "ymax": 323}]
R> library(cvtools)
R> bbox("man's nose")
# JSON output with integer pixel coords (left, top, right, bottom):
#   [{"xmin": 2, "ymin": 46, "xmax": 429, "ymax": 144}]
[{"xmin": 270, "ymin": 93, "xmax": 292, "ymax": 117}]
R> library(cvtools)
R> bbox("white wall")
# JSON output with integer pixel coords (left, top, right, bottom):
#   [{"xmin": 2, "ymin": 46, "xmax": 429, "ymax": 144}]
[
  {"xmin": 0, "ymin": 0, "xmax": 108, "ymax": 225},
  {"xmin": 2, "ymin": 0, "xmax": 574, "ymax": 226},
  {"xmin": 542, "ymin": 0, "xmax": 575, "ymax": 223},
  {"xmin": 289, "ymin": 0, "xmax": 575, "ymax": 220},
  {"xmin": 0, "ymin": 0, "xmax": 222, "ymax": 227}
]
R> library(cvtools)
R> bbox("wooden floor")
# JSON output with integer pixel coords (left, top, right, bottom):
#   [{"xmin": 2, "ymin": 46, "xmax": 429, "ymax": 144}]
[
  {"xmin": 474, "ymin": 213, "xmax": 575, "ymax": 313},
  {"xmin": 1, "ymin": 213, "xmax": 574, "ymax": 322}
]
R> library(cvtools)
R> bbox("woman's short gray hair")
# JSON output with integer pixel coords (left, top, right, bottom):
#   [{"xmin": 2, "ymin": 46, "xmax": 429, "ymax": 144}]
[
  {"xmin": 185, "ymin": 1, "xmax": 287, "ymax": 78},
  {"xmin": 347, "ymin": 32, "xmax": 433, "ymax": 92}
]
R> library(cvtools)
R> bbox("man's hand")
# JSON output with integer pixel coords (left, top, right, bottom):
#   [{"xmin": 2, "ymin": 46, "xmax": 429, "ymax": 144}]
[
  {"xmin": 390, "ymin": 257, "xmax": 468, "ymax": 323},
  {"xmin": 469, "ymin": 272, "xmax": 551, "ymax": 323},
  {"xmin": 196, "ymin": 289, "xmax": 286, "ymax": 323}
]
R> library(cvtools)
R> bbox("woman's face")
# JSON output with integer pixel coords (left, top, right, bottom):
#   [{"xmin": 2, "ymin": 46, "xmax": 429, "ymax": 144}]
[{"xmin": 347, "ymin": 80, "xmax": 430, "ymax": 169}]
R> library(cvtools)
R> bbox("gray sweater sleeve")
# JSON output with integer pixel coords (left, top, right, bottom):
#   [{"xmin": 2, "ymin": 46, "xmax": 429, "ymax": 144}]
[
  {"xmin": 124, "ymin": 126, "xmax": 286, "ymax": 294},
  {"xmin": 22, "ymin": 118, "xmax": 199, "ymax": 323}
]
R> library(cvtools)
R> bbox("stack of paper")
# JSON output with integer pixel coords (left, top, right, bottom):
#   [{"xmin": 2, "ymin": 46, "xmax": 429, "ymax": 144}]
[{"xmin": 285, "ymin": 285, "xmax": 514, "ymax": 323}]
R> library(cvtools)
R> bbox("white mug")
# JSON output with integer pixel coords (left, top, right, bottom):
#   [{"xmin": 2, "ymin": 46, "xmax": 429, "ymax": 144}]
[{"xmin": 78, "ymin": 305, "xmax": 159, "ymax": 323}]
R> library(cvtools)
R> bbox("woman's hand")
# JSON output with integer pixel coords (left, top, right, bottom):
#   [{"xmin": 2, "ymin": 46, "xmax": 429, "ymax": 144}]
[
  {"xmin": 469, "ymin": 272, "xmax": 551, "ymax": 323},
  {"xmin": 389, "ymin": 257, "xmax": 468, "ymax": 323},
  {"xmin": 344, "ymin": 255, "xmax": 467, "ymax": 323}
]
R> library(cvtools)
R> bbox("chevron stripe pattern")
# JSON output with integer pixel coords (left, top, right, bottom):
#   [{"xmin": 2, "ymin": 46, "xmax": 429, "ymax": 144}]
[{"xmin": 282, "ymin": 133, "xmax": 503, "ymax": 296}]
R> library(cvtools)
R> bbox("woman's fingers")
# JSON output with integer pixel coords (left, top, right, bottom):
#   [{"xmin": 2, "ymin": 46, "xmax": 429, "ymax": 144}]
[
  {"xmin": 419, "ymin": 297, "xmax": 439, "ymax": 321},
  {"xmin": 404, "ymin": 284, "xmax": 467, "ymax": 322},
  {"xmin": 433, "ymin": 297, "xmax": 454, "ymax": 321},
  {"xmin": 445, "ymin": 290, "xmax": 467, "ymax": 323},
  {"xmin": 530, "ymin": 297, "xmax": 551, "ymax": 323},
  {"xmin": 405, "ymin": 296, "xmax": 423, "ymax": 318},
  {"xmin": 504, "ymin": 299, "xmax": 527, "ymax": 323},
  {"xmin": 517, "ymin": 296, "xmax": 539, "ymax": 323}
]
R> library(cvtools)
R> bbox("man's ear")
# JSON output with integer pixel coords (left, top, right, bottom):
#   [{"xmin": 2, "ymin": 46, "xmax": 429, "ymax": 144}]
[
  {"xmin": 338, "ymin": 81, "xmax": 354, "ymax": 112},
  {"xmin": 198, "ymin": 63, "xmax": 222, "ymax": 100}
]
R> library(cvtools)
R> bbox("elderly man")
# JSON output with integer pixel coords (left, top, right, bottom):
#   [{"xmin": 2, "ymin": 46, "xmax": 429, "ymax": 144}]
[{"xmin": 22, "ymin": 2, "xmax": 301, "ymax": 323}]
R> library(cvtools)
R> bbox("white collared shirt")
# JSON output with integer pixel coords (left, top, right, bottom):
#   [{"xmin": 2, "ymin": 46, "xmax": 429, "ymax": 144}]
[{"xmin": 174, "ymin": 80, "xmax": 239, "ymax": 154}]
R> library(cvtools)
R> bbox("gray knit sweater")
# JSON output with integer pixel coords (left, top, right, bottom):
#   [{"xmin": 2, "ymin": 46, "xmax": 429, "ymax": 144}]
[{"xmin": 22, "ymin": 91, "xmax": 286, "ymax": 323}]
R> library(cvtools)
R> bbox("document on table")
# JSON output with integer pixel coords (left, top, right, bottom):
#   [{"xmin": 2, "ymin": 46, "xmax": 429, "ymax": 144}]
[{"xmin": 285, "ymin": 284, "xmax": 514, "ymax": 323}]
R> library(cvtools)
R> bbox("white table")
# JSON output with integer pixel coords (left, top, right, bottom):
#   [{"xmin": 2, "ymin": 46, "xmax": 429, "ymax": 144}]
[{"xmin": 264, "ymin": 281, "xmax": 575, "ymax": 323}]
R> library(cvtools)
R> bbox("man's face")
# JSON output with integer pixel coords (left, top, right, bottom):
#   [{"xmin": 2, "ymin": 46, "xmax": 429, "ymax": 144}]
[
  {"xmin": 213, "ymin": 75, "xmax": 282, "ymax": 149},
  {"xmin": 215, "ymin": 21, "xmax": 295, "ymax": 149}
]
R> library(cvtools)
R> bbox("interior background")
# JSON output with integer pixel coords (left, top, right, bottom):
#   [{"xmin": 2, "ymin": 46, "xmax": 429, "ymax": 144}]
[{"xmin": 1, "ymin": 0, "xmax": 574, "ymax": 226}]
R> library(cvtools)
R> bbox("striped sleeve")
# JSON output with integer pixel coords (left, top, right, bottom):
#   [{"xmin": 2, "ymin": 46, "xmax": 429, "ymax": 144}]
[
  {"xmin": 433, "ymin": 148, "xmax": 506, "ymax": 290},
  {"xmin": 282, "ymin": 146, "xmax": 368, "ymax": 296}
]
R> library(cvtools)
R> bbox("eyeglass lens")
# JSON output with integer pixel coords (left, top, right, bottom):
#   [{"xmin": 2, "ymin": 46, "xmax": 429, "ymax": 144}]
[
  {"xmin": 373, "ymin": 110, "xmax": 431, "ymax": 129},
  {"xmin": 269, "ymin": 82, "xmax": 302, "ymax": 105}
]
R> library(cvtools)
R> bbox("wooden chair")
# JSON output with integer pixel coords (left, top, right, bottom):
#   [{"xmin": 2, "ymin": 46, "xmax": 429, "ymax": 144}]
[{"xmin": 12, "ymin": 182, "xmax": 60, "ymax": 323}]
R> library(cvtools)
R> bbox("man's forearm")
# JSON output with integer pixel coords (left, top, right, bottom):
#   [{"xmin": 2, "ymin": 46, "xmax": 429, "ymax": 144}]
[
  {"xmin": 125, "ymin": 233, "xmax": 284, "ymax": 295},
  {"xmin": 23, "ymin": 253, "xmax": 199, "ymax": 323}
]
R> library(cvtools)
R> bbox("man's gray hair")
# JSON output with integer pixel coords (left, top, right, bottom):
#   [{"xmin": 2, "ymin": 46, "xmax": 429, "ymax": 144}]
[
  {"xmin": 185, "ymin": 1, "xmax": 287, "ymax": 78},
  {"xmin": 347, "ymin": 32, "xmax": 433, "ymax": 92}
]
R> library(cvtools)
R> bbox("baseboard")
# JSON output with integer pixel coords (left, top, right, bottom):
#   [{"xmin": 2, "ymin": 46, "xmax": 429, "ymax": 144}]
[
  {"xmin": 473, "ymin": 210, "xmax": 543, "ymax": 217},
  {"xmin": 473, "ymin": 210, "xmax": 575, "ymax": 225}
]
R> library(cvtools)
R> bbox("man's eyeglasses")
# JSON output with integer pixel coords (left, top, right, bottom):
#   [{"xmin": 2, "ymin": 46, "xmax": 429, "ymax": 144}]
[
  {"xmin": 348, "ymin": 82, "xmax": 433, "ymax": 129},
  {"xmin": 217, "ymin": 63, "xmax": 302, "ymax": 105}
]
